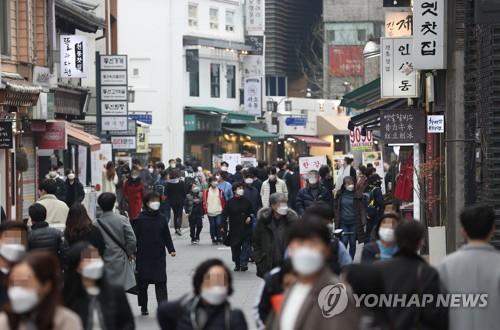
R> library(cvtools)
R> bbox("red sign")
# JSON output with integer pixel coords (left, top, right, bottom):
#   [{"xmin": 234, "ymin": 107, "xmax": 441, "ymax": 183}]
[
  {"xmin": 38, "ymin": 122, "xmax": 66, "ymax": 150},
  {"xmin": 329, "ymin": 46, "xmax": 364, "ymax": 77},
  {"xmin": 350, "ymin": 127, "xmax": 373, "ymax": 151}
]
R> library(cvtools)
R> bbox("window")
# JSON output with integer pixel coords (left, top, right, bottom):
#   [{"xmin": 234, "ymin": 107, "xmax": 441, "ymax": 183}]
[
  {"xmin": 188, "ymin": 3, "xmax": 198, "ymax": 27},
  {"xmin": 326, "ymin": 30, "xmax": 335, "ymax": 43},
  {"xmin": 226, "ymin": 65, "xmax": 236, "ymax": 98},
  {"xmin": 186, "ymin": 50, "xmax": 199, "ymax": 97},
  {"xmin": 132, "ymin": 68, "xmax": 140, "ymax": 77},
  {"xmin": 357, "ymin": 29, "xmax": 366, "ymax": 42},
  {"xmin": 266, "ymin": 76, "xmax": 287, "ymax": 97},
  {"xmin": 225, "ymin": 11, "xmax": 235, "ymax": 32},
  {"xmin": 210, "ymin": 64, "xmax": 220, "ymax": 98},
  {"xmin": 1, "ymin": 0, "xmax": 9, "ymax": 56},
  {"xmin": 209, "ymin": 8, "xmax": 219, "ymax": 30}
]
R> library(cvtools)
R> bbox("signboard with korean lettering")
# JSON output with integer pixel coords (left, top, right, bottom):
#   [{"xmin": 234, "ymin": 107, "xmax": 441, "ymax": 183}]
[
  {"xmin": 381, "ymin": 37, "xmax": 418, "ymax": 98},
  {"xmin": 243, "ymin": 56, "xmax": 264, "ymax": 78},
  {"xmin": 60, "ymin": 35, "xmax": 88, "ymax": 78},
  {"xmin": 102, "ymin": 117, "xmax": 129, "ymax": 132},
  {"xmin": 427, "ymin": 115, "xmax": 444, "ymax": 133},
  {"xmin": 101, "ymin": 101, "xmax": 128, "ymax": 116},
  {"xmin": 101, "ymin": 86, "xmax": 128, "ymax": 101},
  {"xmin": 350, "ymin": 127, "xmax": 373, "ymax": 151},
  {"xmin": 245, "ymin": 0, "xmax": 264, "ymax": 34},
  {"xmin": 111, "ymin": 136, "xmax": 136, "ymax": 150},
  {"xmin": 100, "ymin": 71, "xmax": 127, "ymax": 85},
  {"xmin": 244, "ymin": 77, "xmax": 262, "ymax": 116},
  {"xmin": 136, "ymin": 126, "xmax": 149, "ymax": 153},
  {"xmin": 38, "ymin": 122, "xmax": 67, "ymax": 150},
  {"xmin": 299, "ymin": 156, "xmax": 327, "ymax": 188},
  {"xmin": 100, "ymin": 55, "xmax": 127, "ymax": 70},
  {"xmin": 413, "ymin": 0, "xmax": 446, "ymax": 69},
  {"xmin": 0, "ymin": 122, "xmax": 13, "ymax": 149},
  {"xmin": 329, "ymin": 46, "xmax": 364, "ymax": 77},
  {"xmin": 385, "ymin": 11, "xmax": 413, "ymax": 37},
  {"xmin": 381, "ymin": 110, "xmax": 426, "ymax": 144}
]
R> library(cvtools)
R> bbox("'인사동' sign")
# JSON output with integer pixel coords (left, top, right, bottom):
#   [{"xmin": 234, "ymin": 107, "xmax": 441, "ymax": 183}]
[
  {"xmin": 381, "ymin": 37, "xmax": 418, "ymax": 98},
  {"xmin": 60, "ymin": 35, "xmax": 88, "ymax": 78},
  {"xmin": 381, "ymin": 110, "xmax": 426, "ymax": 144},
  {"xmin": 413, "ymin": 0, "xmax": 446, "ymax": 69}
]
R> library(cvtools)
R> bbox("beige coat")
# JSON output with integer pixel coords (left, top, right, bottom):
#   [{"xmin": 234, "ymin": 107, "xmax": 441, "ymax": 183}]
[
  {"xmin": 36, "ymin": 194, "xmax": 69, "ymax": 225},
  {"xmin": 0, "ymin": 306, "xmax": 82, "ymax": 330},
  {"xmin": 260, "ymin": 178, "xmax": 288, "ymax": 208}
]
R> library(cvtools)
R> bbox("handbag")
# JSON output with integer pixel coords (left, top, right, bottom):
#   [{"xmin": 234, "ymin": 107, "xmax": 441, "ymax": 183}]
[{"xmin": 96, "ymin": 219, "xmax": 138, "ymax": 294}]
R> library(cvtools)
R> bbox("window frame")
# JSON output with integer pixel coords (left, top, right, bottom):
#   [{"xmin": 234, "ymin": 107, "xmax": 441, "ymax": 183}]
[
  {"xmin": 226, "ymin": 65, "xmax": 236, "ymax": 99},
  {"xmin": 210, "ymin": 63, "xmax": 221, "ymax": 98},
  {"xmin": 1, "ymin": 0, "xmax": 10, "ymax": 56},
  {"xmin": 188, "ymin": 3, "xmax": 199, "ymax": 28},
  {"xmin": 225, "ymin": 10, "xmax": 235, "ymax": 32},
  {"xmin": 209, "ymin": 7, "xmax": 219, "ymax": 30}
]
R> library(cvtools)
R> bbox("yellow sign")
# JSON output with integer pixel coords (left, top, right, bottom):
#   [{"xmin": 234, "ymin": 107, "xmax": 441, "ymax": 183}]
[{"xmin": 136, "ymin": 126, "xmax": 149, "ymax": 153}]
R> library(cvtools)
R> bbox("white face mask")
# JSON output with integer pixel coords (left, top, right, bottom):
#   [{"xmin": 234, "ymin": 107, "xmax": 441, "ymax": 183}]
[
  {"xmin": 67, "ymin": 173, "xmax": 75, "ymax": 180},
  {"xmin": 308, "ymin": 177, "xmax": 318, "ymax": 185},
  {"xmin": 236, "ymin": 189, "xmax": 245, "ymax": 197},
  {"xmin": 221, "ymin": 166, "xmax": 228, "ymax": 172},
  {"xmin": 8, "ymin": 287, "xmax": 39, "ymax": 314},
  {"xmin": 149, "ymin": 168, "xmax": 154, "ymax": 174},
  {"xmin": 277, "ymin": 205, "xmax": 288, "ymax": 215},
  {"xmin": 268, "ymin": 175, "xmax": 276, "ymax": 181},
  {"xmin": 346, "ymin": 184, "xmax": 355, "ymax": 191},
  {"xmin": 200, "ymin": 286, "xmax": 228, "ymax": 305},
  {"xmin": 48, "ymin": 171, "xmax": 57, "ymax": 178},
  {"xmin": 149, "ymin": 201, "xmax": 161, "ymax": 211},
  {"xmin": 170, "ymin": 163, "xmax": 176, "ymax": 169},
  {"xmin": 197, "ymin": 167, "xmax": 203, "ymax": 172},
  {"xmin": 0, "ymin": 244, "xmax": 26, "ymax": 263},
  {"xmin": 244, "ymin": 178, "xmax": 254, "ymax": 185},
  {"xmin": 131, "ymin": 174, "xmax": 139, "ymax": 179},
  {"xmin": 81, "ymin": 259, "xmax": 104, "ymax": 280},
  {"xmin": 378, "ymin": 227, "xmax": 395, "ymax": 243},
  {"xmin": 291, "ymin": 247, "xmax": 324, "ymax": 276}
]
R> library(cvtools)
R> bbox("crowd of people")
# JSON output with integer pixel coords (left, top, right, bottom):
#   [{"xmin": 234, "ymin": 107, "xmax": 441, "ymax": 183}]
[{"xmin": 0, "ymin": 156, "xmax": 497, "ymax": 330}]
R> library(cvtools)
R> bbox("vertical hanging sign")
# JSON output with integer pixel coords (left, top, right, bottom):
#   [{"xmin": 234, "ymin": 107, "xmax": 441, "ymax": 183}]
[
  {"xmin": 245, "ymin": 0, "xmax": 264, "ymax": 34},
  {"xmin": 381, "ymin": 37, "xmax": 418, "ymax": 98},
  {"xmin": 60, "ymin": 35, "xmax": 89, "ymax": 78},
  {"xmin": 413, "ymin": 0, "xmax": 446, "ymax": 69}
]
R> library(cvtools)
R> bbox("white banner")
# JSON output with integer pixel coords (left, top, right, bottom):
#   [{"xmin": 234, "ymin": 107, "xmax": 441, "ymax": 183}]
[
  {"xmin": 385, "ymin": 11, "xmax": 413, "ymax": 37},
  {"xmin": 299, "ymin": 156, "xmax": 327, "ymax": 175},
  {"xmin": 60, "ymin": 35, "xmax": 89, "ymax": 78},
  {"xmin": 90, "ymin": 149, "xmax": 102, "ymax": 187},
  {"xmin": 381, "ymin": 37, "xmax": 418, "ymax": 98},
  {"xmin": 244, "ymin": 77, "xmax": 262, "ymax": 116},
  {"xmin": 245, "ymin": 0, "xmax": 264, "ymax": 33},
  {"xmin": 427, "ymin": 115, "xmax": 445, "ymax": 133},
  {"xmin": 78, "ymin": 145, "xmax": 87, "ymax": 185},
  {"xmin": 413, "ymin": 0, "xmax": 446, "ymax": 69},
  {"xmin": 243, "ymin": 55, "xmax": 264, "ymax": 77},
  {"xmin": 111, "ymin": 136, "xmax": 136, "ymax": 150},
  {"xmin": 222, "ymin": 153, "xmax": 241, "ymax": 174}
]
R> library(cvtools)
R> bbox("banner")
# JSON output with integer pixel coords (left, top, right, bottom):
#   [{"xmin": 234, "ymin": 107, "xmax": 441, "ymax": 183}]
[
  {"xmin": 329, "ymin": 46, "xmax": 364, "ymax": 77},
  {"xmin": 349, "ymin": 127, "xmax": 373, "ymax": 151},
  {"xmin": 362, "ymin": 151, "xmax": 386, "ymax": 194},
  {"xmin": 244, "ymin": 77, "xmax": 262, "ymax": 116},
  {"xmin": 299, "ymin": 156, "xmax": 327, "ymax": 187},
  {"xmin": 222, "ymin": 153, "xmax": 242, "ymax": 174},
  {"xmin": 136, "ymin": 126, "xmax": 149, "ymax": 153},
  {"xmin": 245, "ymin": 0, "xmax": 264, "ymax": 34},
  {"xmin": 381, "ymin": 110, "xmax": 426, "ymax": 143},
  {"xmin": 381, "ymin": 37, "xmax": 418, "ymax": 98},
  {"xmin": 0, "ymin": 122, "xmax": 13, "ymax": 149},
  {"xmin": 38, "ymin": 122, "xmax": 66, "ymax": 150},
  {"xmin": 60, "ymin": 35, "xmax": 88, "ymax": 78},
  {"xmin": 413, "ymin": 0, "xmax": 446, "ymax": 69},
  {"xmin": 78, "ymin": 145, "xmax": 87, "ymax": 185}
]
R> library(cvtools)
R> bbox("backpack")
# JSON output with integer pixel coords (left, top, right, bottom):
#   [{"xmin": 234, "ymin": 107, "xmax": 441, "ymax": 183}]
[{"xmin": 366, "ymin": 187, "xmax": 380, "ymax": 219}]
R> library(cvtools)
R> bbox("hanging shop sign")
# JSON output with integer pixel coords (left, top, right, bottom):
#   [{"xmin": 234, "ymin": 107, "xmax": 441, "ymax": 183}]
[
  {"xmin": 0, "ymin": 122, "xmax": 13, "ymax": 149},
  {"xmin": 60, "ymin": 35, "xmax": 89, "ymax": 78},
  {"xmin": 38, "ymin": 122, "xmax": 67, "ymax": 150},
  {"xmin": 111, "ymin": 136, "xmax": 136, "ymax": 150},
  {"xmin": 381, "ymin": 37, "xmax": 418, "ymax": 98},
  {"xmin": 427, "ymin": 115, "xmax": 444, "ymax": 133},
  {"xmin": 285, "ymin": 117, "xmax": 307, "ymax": 127},
  {"xmin": 245, "ymin": 36, "xmax": 264, "ymax": 55},
  {"xmin": 129, "ymin": 113, "xmax": 152, "ymax": 125},
  {"xmin": 100, "ymin": 55, "xmax": 127, "ymax": 70},
  {"xmin": 329, "ymin": 46, "xmax": 364, "ymax": 77},
  {"xmin": 100, "ymin": 71, "xmax": 128, "ymax": 85},
  {"xmin": 101, "ymin": 86, "xmax": 128, "ymax": 101},
  {"xmin": 101, "ymin": 101, "xmax": 128, "ymax": 116},
  {"xmin": 244, "ymin": 77, "xmax": 262, "ymax": 116},
  {"xmin": 243, "ymin": 56, "xmax": 264, "ymax": 78},
  {"xmin": 101, "ymin": 116, "xmax": 128, "ymax": 132},
  {"xmin": 136, "ymin": 126, "xmax": 149, "ymax": 154},
  {"xmin": 385, "ymin": 11, "xmax": 413, "ymax": 37},
  {"xmin": 350, "ymin": 126, "xmax": 373, "ymax": 151},
  {"xmin": 32, "ymin": 66, "xmax": 51, "ymax": 88},
  {"xmin": 245, "ymin": 0, "xmax": 264, "ymax": 34},
  {"xmin": 381, "ymin": 110, "xmax": 426, "ymax": 144},
  {"xmin": 413, "ymin": 0, "xmax": 446, "ymax": 69}
]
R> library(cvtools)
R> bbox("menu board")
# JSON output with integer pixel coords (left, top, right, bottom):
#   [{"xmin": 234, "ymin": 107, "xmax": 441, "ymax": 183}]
[
  {"xmin": 0, "ymin": 122, "xmax": 13, "ymax": 149},
  {"xmin": 381, "ymin": 110, "xmax": 426, "ymax": 144}
]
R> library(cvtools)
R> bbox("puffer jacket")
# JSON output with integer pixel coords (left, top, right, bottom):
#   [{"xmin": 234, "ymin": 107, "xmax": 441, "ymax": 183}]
[
  {"xmin": 295, "ymin": 184, "xmax": 332, "ymax": 215},
  {"xmin": 28, "ymin": 221, "xmax": 63, "ymax": 255}
]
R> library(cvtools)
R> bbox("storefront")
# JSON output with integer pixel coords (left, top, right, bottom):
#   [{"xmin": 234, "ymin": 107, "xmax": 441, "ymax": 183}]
[{"xmin": 222, "ymin": 125, "xmax": 278, "ymax": 161}]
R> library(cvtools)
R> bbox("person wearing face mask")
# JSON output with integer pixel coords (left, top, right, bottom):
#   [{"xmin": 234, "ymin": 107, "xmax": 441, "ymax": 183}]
[
  {"xmin": 202, "ymin": 177, "xmax": 226, "ymax": 244},
  {"xmin": 334, "ymin": 156, "xmax": 357, "ymax": 196},
  {"xmin": 280, "ymin": 220, "xmax": 359, "ymax": 330},
  {"xmin": 158, "ymin": 258, "xmax": 248, "ymax": 329},
  {"xmin": 216, "ymin": 171, "xmax": 233, "ymax": 202},
  {"xmin": 102, "ymin": 161, "xmax": 119, "ymax": 194},
  {"xmin": 34, "ymin": 179, "xmax": 69, "ymax": 226},
  {"xmin": 318, "ymin": 165, "xmax": 334, "ymax": 200},
  {"xmin": 361, "ymin": 213, "xmax": 400, "ymax": 263},
  {"xmin": 0, "ymin": 221, "xmax": 28, "ymax": 308},
  {"xmin": 219, "ymin": 161, "xmax": 230, "ymax": 174},
  {"xmin": 184, "ymin": 183, "xmax": 204, "ymax": 244},
  {"xmin": 222, "ymin": 183, "xmax": 254, "ymax": 271},
  {"xmin": 228, "ymin": 165, "xmax": 244, "ymax": 184},
  {"xmin": 0, "ymin": 251, "xmax": 82, "ymax": 329},
  {"xmin": 166, "ymin": 169, "xmax": 187, "ymax": 236},
  {"xmin": 63, "ymin": 204, "xmax": 106, "ymax": 257},
  {"xmin": 63, "ymin": 242, "xmax": 135, "ymax": 330},
  {"xmin": 334, "ymin": 176, "xmax": 367, "ymax": 259},
  {"xmin": 63, "ymin": 170, "xmax": 85, "ymax": 208},
  {"xmin": 46, "ymin": 165, "xmax": 67, "ymax": 201},
  {"xmin": 242, "ymin": 172, "xmax": 262, "ymax": 214},
  {"xmin": 123, "ymin": 167, "xmax": 145, "ymax": 220},
  {"xmin": 365, "ymin": 173, "xmax": 385, "ymax": 240},
  {"xmin": 254, "ymin": 193, "xmax": 298, "ymax": 278},
  {"xmin": 295, "ymin": 170, "xmax": 332, "ymax": 215},
  {"xmin": 283, "ymin": 163, "xmax": 301, "ymax": 212},
  {"xmin": 132, "ymin": 159, "xmax": 154, "ymax": 192},
  {"xmin": 132, "ymin": 192, "xmax": 176, "ymax": 316},
  {"xmin": 261, "ymin": 167, "xmax": 288, "ymax": 209}
]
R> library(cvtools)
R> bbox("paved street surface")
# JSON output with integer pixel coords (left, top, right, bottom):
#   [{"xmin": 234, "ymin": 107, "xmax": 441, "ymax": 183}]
[{"xmin": 129, "ymin": 217, "xmax": 264, "ymax": 330}]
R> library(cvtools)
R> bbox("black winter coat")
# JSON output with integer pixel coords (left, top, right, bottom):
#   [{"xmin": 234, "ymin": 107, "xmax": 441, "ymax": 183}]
[
  {"xmin": 54, "ymin": 177, "xmax": 66, "ymax": 201},
  {"xmin": 64, "ymin": 225, "xmax": 106, "ymax": 257},
  {"xmin": 132, "ymin": 209, "xmax": 175, "ymax": 282},
  {"xmin": 158, "ymin": 297, "xmax": 248, "ymax": 330},
  {"xmin": 166, "ymin": 181, "xmax": 187, "ymax": 206},
  {"xmin": 334, "ymin": 190, "xmax": 368, "ymax": 243},
  {"xmin": 28, "ymin": 221, "xmax": 63, "ymax": 255},
  {"xmin": 253, "ymin": 208, "xmax": 298, "ymax": 278},
  {"xmin": 243, "ymin": 185, "xmax": 262, "ymax": 214},
  {"xmin": 64, "ymin": 179, "xmax": 85, "ymax": 207},
  {"xmin": 222, "ymin": 197, "xmax": 253, "ymax": 246},
  {"xmin": 374, "ymin": 250, "xmax": 448, "ymax": 330},
  {"xmin": 295, "ymin": 184, "xmax": 332, "ymax": 215},
  {"xmin": 284, "ymin": 171, "xmax": 301, "ymax": 211},
  {"xmin": 361, "ymin": 242, "xmax": 381, "ymax": 263},
  {"xmin": 184, "ymin": 192, "xmax": 203, "ymax": 218}
]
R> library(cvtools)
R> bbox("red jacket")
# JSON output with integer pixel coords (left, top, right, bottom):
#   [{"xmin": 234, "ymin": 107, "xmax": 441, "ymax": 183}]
[
  {"xmin": 123, "ymin": 180, "xmax": 144, "ymax": 220},
  {"xmin": 202, "ymin": 188, "xmax": 226, "ymax": 215}
]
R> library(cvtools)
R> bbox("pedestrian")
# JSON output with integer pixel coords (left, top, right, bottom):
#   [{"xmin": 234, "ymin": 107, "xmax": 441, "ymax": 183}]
[
  {"xmin": 243, "ymin": 171, "xmax": 262, "ymax": 214},
  {"xmin": 369, "ymin": 199, "xmax": 402, "ymax": 241},
  {"xmin": 280, "ymin": 220, "xmax": 359, "ymax": 329},
  {"xmin": 216, "ymin": 171, "xmax": 233, "ymax": 201},
  {"xmin": 438, "ymin": 204, "xmax": 500, "ymax": 330},
  {"xmin": 63, "ymin": 204, "xmax": 106, "ymax": 256},
  {"xmin": 260, "ymin": 168, "xmax": 288, "ymax": 208},
  {"xmin": 132, "ymin": 159, "xmax": 154, "ymax": 192},
  {"xmin": 184, "ymin": 183, "xmax": 204, "ymax": 244},
  {"xmin": 303, "ymin": 202, "xmax": 352, "ymax": 274},
  {"xmin": 318, "ymin": 165, "xmax": 334, "ymax": 201},
  {"xmin": 219, "ymin": 161, "xmax": 229, "ymax": 173},
  {"xmin": 355, "ymin": 165, "xmax": 369, "ymax": 193},
  {"xmin": 155, "ymin": 170, "xmax": 172, "ymax": 225},
  {"xmin": 283, "ymin": 163, "xmax": 300, "ymax": 211},
  {"xmin": 203, "ymin": 177, "xmax": 226, "ymax": 244},
  {"xmin": 166, "ymin": 159, "xmax": 177, "ymax": 177},
  {"xmin": 132, "ymin": 192, "xmax": 176, "ymax": 316},
  {"xmin": 249, "ymin": 167, "xmax": 263, "ymax": 195},
  {"xmin": 361, "ymin": 213, "xmax": 400, "ymax": 263},
  {"xmin": 157, "ymin": 258, "xmax": 248, "ymax": 329},
  {"xmin": 295, "ymin": 170, "xmax": 332, "ymax": 215},
  {"xmin": 256, "ymin": 161, "xmax": 268, "ymax": 182},
  {"xmin": 0, "ymin": 221, "xmax": 28, "ymax": 308},
  {"xmin": 63, "ymin": 170, "xmax": 85, "ymax": 207},
  {"xmin": 96, "ymin": 193, "xmax": 137, "ymax": 291},
  {"xmin": 365, "ymin": 173, "xmax": 384, "ymax": 239},
  {"xmin": 166, "ymin": 169, "xmax": 187, "ymax": 236},
  {"xmin": 0, "ymin": 251, "xmax": 82, "ymax": 329},
  {"xmin": 253, "ymin": 193, "xmax": 298, "ymax": 278},
  {"xmin": 334, "ymin": 156, "xmax": 356, "ymax": 195},
  {"xmin": 228, "ymin": 165, "xmax": 244, "ymax": 184},
  {"xmin": 46, "ymin": 165, "xmax": 66, "ymax": 201},
  {"xmin": 222, "ymin": 183, "xmax": 253, "ymax": 272},
  {"xmin": 123, "ymin": 167, "xmax": 144, "ymax": 220},
  {"xmin": 35, "ymin": 179, "xmax": 69, "ymax": 226},
  {"xmin": 102, "ymin": 161, "xmax": 119, "ymax": 194},
  {"xmin": 374, "ymin": 220, "xmax": 448, "ymax": 330},
  {"xmin": 334, "ymin": 176, "xmax": 367, "ymax": 259},
  {"xmin": 116, "ymin": 163, "xmax": 131, "ymax": 215},
  {"xmin": 176, "ymin": 157, "xmax": 186, "ymax": 171},
  {"xmin": 27, "ymin": 203, "xmax": 63, "ymax": 257},
  {"xmin": 63, "ymin": 241, "xmax": 135, "ymax": 330}
]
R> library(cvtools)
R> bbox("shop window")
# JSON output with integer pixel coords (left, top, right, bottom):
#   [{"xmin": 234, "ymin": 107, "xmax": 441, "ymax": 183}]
[
  {"xmin": 188, "ymin": 3, "xmax": 198, "ymax": 28},
  {"xmin": 211, "ymin": 63, "xmax": 220, "ymax": 98},
  {"xmin": 1, "ymin": 0, "xmax": 9, "ymax": 56},
  {"xmin": 210, "ymin": 8, "xmax": 219, "ymax": 30},
  {"xmin": 266, "ymin": 76, "xmax": 287, "ymax": 96},
  {"xmin": 357, "ymin": 29, "xmax": 366, "ymax": 42},
  {"xmin": 225, "ymin": 10, "xmax": 235, "ymax": 32},
  {"xmin": 187, "ymin": 49, "xmax": 199, "ymax": 97},
  {"xmin": 226, "ymin": 65, "xmax": 236, "ymax": 98}
]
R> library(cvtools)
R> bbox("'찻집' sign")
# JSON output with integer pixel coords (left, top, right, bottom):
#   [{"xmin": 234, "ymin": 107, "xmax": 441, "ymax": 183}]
[
  {"xmin": 0, "ymin": 122, "xmax": 13, "ymax": 149},
  {"xmin": 381, "ymin": 110, "xmax": 426, "ymax": 144},
  {"xmin": 60, "ymin": 35, "xmax": 88, "ymax": 78},
  {"xmin": 427, "ymin": 115, "xmax": 444, "ymax": 133},
  {"xmin": 385, "ymin": 11, "xmax": 413, "ymax": 37},
  {"xmin": 381, "ymin": 37, "xmax": 418, "ymax": 98},
  {"xmin": 413, "ymin": 0, "xmax": 446, "ymax": 69}
]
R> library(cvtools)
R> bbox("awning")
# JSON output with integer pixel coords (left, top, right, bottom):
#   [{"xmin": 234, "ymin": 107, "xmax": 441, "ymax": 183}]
[
  {"xmin": 0, "ymin": 72, "xmax": 41, "ymax": 107},
  {"xmin": 66, "ymin": 122, "xmax": 101, "ymax": 151},
  {"xmin": 317, "ymin": 114, "xmax": 350, "ymax": 136},
  {"xmin": 340, "ymin": 78, "xmax": 380, "ymax": 109},
  {"xmin": 183, "ymin": 36, "xmax": 254, "ymax": 52},
  {"xmin": 55, "ymin": 0, "xmax": 105, "ymax": 33},
  {"xmin": 292, "ymin": 135, "xmax": 331, "ymax": 147},
  {"xmin": 223, "ymin": 126, "xmax": 278, "ymax": 141},
  {"xmin": 348, "ymin": 98, "xmax": 410, "ymax": 130},
  {"xmin": 185, "ymin": 106, "xmax": 255, "ymax": 122},
  {"xmin": 53, "ymin": 85, "xmax": 89, "ymax": 118}
]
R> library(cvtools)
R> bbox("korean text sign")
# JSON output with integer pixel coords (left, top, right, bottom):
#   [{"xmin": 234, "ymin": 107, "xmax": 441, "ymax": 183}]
[
  {"xmin": 60, "ymin": 35, "xmax": 88, "ymax": 78},
  {"xmin": 350, "ymin": 127, "xmax": 373, "ymax": 151},
  {"xmin": 381, "ymin": 110, "xmax": 426, "ymax": 144},
  {"xmin": 244, "ymin": 77, "xmax": 262, "ymax": 116},
  {"xmin": 385, "ymin": 11, "xmax": 413, "ymax": 37},
  {"xmin": 381, "ymin": 37, "xmax": 418, "ymax": 98},
  {"xmin": 413, "ymin": 0, "xmax": 446, "ymax": 69},
  {"xmin": 299, "ymin": 156, "xmax": 327, "ymax": 188}
]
